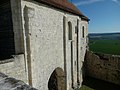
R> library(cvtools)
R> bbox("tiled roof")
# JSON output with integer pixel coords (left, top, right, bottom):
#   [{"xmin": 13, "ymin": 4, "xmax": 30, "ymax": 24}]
[{"xmin": 34, "ymin": 0, "xmax": 89, "ymax": 21}]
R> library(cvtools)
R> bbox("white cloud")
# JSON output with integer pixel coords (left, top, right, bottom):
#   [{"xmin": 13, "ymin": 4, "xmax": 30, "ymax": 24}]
[
  {"xmin": 112, "ymin": 0, "xmax": 120, "ymax": 5},
  {"xmin": 112, "ymin": 0, "xmax": 118, "ymax": 2},
  {"xmin": 74, "ymin": 0, "xmax": 104, "ymax": 6}
]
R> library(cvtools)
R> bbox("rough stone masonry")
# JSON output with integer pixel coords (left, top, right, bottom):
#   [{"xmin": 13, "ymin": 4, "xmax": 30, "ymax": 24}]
[
  {"xmin": 0, "ymin": 72, "xmax": 37, "ymax": 90},
  {"xmin": 0, "ymin": 0, "xmax": 89, "ymax": 90},
  {"xmin": 85, "ymin": 51, "xmax": 120, "ymax": 86}
]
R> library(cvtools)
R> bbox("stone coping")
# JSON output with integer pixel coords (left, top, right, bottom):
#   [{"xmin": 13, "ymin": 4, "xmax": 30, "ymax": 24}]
[{"xmin": 0, "ymin": 72, "xmax": 37, "ymax": 90}]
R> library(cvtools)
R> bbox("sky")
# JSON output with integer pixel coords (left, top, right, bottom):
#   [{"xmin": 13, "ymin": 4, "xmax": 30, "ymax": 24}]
[{"xmin": 69, "ymin": 0, "xmax": 120, "ymax": 33}]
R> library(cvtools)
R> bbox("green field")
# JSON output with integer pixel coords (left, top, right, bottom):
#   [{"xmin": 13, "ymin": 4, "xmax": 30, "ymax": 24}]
[{"xmin": 89, "ymin": 40, "xmax": 120, "ymax": 55}]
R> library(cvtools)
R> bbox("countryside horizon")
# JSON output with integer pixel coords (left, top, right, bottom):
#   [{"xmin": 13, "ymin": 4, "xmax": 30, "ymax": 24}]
[{"xmin": 89, "ymin": 31, "xmax": 120, "ymax": 34}]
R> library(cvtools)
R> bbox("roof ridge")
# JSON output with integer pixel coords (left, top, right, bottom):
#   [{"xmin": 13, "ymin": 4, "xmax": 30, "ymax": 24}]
[{"xmin": 34, "ymin": 0, "xmax": 89, "ymax": 21}]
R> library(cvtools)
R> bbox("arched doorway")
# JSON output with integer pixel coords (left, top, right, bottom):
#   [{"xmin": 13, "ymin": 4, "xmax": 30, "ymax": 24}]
[{"xmin": 48, "ymin": 67, "xmax": 65, "ymax": 90}]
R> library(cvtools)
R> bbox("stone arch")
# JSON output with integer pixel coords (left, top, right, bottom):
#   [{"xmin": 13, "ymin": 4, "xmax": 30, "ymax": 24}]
[{"xmin": 48, "ymin": 67, "xmax": 65, "ymax": 90}]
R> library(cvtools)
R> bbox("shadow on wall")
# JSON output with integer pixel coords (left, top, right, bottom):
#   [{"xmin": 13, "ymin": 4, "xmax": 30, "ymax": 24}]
[
  {"xmin": 48, "ymin": 67, "xmax": 65, "ymax": 90},
  {"xmin": 0, "ymin": 0, "xmax": 15, "ymax": 60},
  {"xmin": 81, "ymin": 76, "xmax": 120, "ymax": 90}
]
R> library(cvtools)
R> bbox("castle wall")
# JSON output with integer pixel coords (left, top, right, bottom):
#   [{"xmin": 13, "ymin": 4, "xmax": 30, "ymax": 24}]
[
  {"xmin": 78, "ymin": 20, "xmax": 88, "ymax": 83},
  {"xmin": 0, "ymin": 0, "xmax": 88, "ymax": 89},
  {"xmin": 22, "ymin": 2, "xmax": 65, "ymax": 89},
  {"xmin": 20, "ymin": 0, "xmax": 88, "ymax": 90},
  {"xmin": 85, "ymin": 51, "xmax": 120, "ymax": 85}
]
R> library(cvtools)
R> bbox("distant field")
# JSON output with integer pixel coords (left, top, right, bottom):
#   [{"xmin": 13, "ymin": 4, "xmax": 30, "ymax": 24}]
[{"xmin": 89, "ymin": 40, "xmax": 120, "ymax": 55}]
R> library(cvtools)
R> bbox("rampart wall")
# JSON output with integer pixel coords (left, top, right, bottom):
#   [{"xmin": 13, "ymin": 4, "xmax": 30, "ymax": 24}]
[{"xmin": 85, "ymin": 51, "xmax": 120, "ymax": 85}]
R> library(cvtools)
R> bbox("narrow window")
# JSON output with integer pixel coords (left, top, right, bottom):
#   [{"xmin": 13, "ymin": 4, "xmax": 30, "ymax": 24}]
[
  {"xmin": 82, "ymin": 26, "xmax": 85, "ymax": 38},
  {"xmin": 68, "ymin": 22, "xmax": 72, "ymax": 40}
]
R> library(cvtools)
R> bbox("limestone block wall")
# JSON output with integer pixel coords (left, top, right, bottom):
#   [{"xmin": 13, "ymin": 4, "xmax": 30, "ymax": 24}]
[
  {"xmin": 80, "ymin": 20, "xmax": 88, "ymax": 54},
  {"xmin": 78, "ymin": 20, "xmax": 88, "ymax": 84},
  {"xmin": 80, "ymin": 20, "xmax": 88, "ymax": 65},
  {"xmin": 20, "ymin": 0, "xmax": 88, "ymax": 90},
  {"xmin": 0, "ymin": 54, "xmax": 28, "ymax": 83},
  {"xmin": 0, "ymin": 0, "xmax": 88, "ymax": 90},
  {"xmin": 85, "ymin": 51, "xmax": 120, "ymax": 85},
  {"xmin": 21, "ymin": 1, "xmax": 65, "ymax": 89}
]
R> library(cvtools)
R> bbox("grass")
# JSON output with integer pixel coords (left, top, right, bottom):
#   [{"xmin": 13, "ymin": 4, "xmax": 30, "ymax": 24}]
[
  {"xmin": 89, "ymin": 40, "xmax": 120, "ymax": 55},
  {"xmin": 80, "ymin": 77, "xmax": 120, "ymax": 90}
]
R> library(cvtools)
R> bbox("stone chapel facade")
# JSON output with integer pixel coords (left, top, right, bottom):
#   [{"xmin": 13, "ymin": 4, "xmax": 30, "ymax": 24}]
[{"xmin": 0, "ymin": 0, "xmax": 89, "ymax": 90}]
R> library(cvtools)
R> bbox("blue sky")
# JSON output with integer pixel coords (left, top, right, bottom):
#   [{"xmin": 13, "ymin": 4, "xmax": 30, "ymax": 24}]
[{"xmin": 69, "ymin": 0, "xmax": 120, "ymax": 33}]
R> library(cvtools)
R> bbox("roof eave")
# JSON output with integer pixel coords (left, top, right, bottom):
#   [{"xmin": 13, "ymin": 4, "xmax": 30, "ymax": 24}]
[{"xmin": 34, "ymin": 0, "xmax": 89, "ymax": 21}]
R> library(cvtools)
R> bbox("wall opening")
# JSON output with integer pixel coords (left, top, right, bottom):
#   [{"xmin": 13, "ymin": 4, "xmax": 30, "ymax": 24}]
[
  {"xmin": 68, "ymin": 22, "xmax": 72, "ymax": 40},
  {"xmin": 82, "ymin": 26, "xmax": 85, "ymax": 38},
  {"xmin": 0, "ymin": 0, "xmax": 15, "ymax": 60},
  {"xmin": 48, "ymin": 67, "xmax": 65, "ymax": 90}
]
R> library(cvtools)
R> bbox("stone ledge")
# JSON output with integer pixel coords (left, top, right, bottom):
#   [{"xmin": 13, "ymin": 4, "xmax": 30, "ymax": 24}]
[
  {"xmin": 0, "ymin": 72, "xmax": 37, "ymax": 90},
  {"xmin": 0, "ymin": 54, "xmax": 24, "ymax": 64},
  {"xmin": 0, "ymin": 59, "xmax": 14, "ymax": 64}
]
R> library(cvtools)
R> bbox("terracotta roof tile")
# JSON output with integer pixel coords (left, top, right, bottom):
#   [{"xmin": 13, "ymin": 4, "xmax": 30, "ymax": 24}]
[{"xmin": 34, "ymin": 0, "xmax": 89, "ymax": 21}]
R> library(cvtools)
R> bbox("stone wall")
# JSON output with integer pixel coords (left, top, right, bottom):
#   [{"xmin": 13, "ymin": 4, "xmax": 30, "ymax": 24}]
[
  {"xmin": 0, "ymin": 0, "xmax": 88, "ymax": 89},
  {"xmin": 0, "ymin": 54, "xmax": 28, "ymax": 83},
  {"xmin": 0, "ymin": 0, "xmax": 28, "ymax": 86},
  {"xmin": 85, "ymin": 51, "xmax": 120, "ymax": 85},
  {"xmin": 20, "ymin": 0, "xmax": 88, "ymax": 90},
  {"xmin": 0, "ymin": 72, "xmax": 37, "ymax": 90}
]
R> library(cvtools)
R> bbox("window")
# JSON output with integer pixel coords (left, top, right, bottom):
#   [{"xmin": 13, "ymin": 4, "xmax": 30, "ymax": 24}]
[
  {"xmin": 68, "ymin": 21, "xmax": 72, "ymax": 40},
  {"xmin": 82, "ymin": 26, "xmax": 85, "ymax": 38}
]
